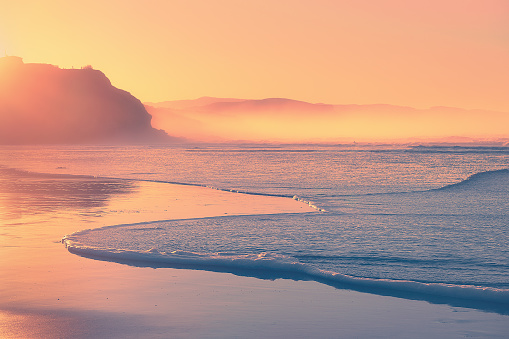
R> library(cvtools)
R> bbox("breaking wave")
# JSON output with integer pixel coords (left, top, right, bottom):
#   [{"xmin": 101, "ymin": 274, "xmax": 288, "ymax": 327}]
[{"xmin": 436, "ymin": 168, "xmax": 509, "ymax": 191}]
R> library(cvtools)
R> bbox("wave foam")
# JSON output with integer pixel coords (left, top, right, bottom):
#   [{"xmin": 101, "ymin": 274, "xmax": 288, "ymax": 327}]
[{"xmin": 62, "ymin": 231, "xmax": 509, "ymax": 312}]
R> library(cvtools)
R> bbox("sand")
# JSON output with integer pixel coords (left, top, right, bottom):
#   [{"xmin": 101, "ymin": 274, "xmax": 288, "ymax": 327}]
[{"xmin": 1, "ymin": 173, "xmax": 508, "ymax": 338}]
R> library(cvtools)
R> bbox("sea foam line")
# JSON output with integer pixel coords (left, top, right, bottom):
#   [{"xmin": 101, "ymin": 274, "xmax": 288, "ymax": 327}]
[
  {"xmin": 62, "ymin": 231, "xmax": 509, "ymax": 308},
  {"xmin": 0, "ymin": 166, "xmax": 326, "ymax": 212}
]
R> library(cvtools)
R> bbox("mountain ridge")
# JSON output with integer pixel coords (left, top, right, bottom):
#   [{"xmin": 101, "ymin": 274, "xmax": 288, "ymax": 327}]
[
  {"xmin": 145, "ymin": 97, "xmax": 509, "ymax": 143},
  {"xmin": 147, "ymin": 97, "xmax": 509, "ymax": 115}
]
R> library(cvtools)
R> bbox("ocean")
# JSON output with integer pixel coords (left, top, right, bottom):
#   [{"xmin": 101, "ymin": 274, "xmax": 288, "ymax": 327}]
[{"xmin": 1, "ymin": 144, "xmax": 508, "ymax": 313}]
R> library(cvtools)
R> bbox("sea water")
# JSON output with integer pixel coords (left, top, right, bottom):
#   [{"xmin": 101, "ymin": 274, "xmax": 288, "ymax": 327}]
[{"xmin": 1, "ymin": 144, "xmax": 508, "ymax": 310}]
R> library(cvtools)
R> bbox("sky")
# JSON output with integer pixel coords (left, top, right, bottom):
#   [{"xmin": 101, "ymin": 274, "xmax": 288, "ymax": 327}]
[{"xmin": 1, "ymin": 0, "xmax": 509, "ymax": 112}]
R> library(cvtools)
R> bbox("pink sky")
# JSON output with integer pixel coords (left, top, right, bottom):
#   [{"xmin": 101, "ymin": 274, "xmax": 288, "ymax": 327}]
[{"xmin": 1, "ymin": 0, "xmax": 508, "ymax": 112}]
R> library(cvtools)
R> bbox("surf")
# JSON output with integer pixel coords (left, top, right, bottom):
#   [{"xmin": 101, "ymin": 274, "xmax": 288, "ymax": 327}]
[{"xmin": 62, "ymin": 219, "xmax": 509, "ymax": 314}]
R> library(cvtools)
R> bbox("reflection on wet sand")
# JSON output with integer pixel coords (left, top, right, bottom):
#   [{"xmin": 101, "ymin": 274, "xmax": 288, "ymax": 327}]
[
  {"xmin": 0, "ymin": 167, "xmax": 313, "ymax": 338},
  {"xmin": 0, "ymin": 168, "xmax": 136, "ymax": 219},
  {"xmin": 0, "ymin": 307, "xmax": 160, "ymax": 339}
]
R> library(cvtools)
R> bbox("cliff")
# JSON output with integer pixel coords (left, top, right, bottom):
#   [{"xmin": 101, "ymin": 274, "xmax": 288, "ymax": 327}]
[{"xmin": 0, "ymin": 57, "xmax": 170, "ymax": 144}]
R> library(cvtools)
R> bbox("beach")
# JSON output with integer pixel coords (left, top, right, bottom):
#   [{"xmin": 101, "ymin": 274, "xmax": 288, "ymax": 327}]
[
  {"xmin": 1, "ymin": 168, "xmax": 508, "ymax": 338},
  {"xmin": 2, "ymin": 0, "xmax": 508, "ymax": 336}
]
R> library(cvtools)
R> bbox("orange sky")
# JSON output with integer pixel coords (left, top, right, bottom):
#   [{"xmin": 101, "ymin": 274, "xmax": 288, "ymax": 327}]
[{"xmin": 1, "ymin": 0, "xmax": 509, "ymax": 112}]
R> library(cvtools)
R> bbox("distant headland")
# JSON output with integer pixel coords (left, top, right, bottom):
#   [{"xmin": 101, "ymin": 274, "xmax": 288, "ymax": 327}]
[{"xmin": 0, "ymin": 56, "xmax": 171, "ymax": 144}]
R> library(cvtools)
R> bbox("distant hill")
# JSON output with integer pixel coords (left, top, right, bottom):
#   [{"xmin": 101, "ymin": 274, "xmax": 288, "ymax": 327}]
[
  {"xmin": 148, "ymin": 97, "xmax": 334, "ymax": 113},
  {"xmin": 145, "ymin": 97, "xmax": 509, "ymax": 143},
  {"xmin": 145, "ymin": 96, "xmax": 246, "ymax": 110},
  {"xmin": 0, "ymin": 56, "xmax": 170, "ymax": 144}
]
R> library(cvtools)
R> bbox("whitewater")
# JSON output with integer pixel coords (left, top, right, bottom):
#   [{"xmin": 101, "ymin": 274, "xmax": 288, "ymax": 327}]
[{"xmin": 2, "ymin": 144, "xmax": 508, "ymax": 312}]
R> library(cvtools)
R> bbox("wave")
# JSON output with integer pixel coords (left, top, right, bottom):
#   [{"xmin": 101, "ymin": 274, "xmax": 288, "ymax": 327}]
[
  {"xmin": 145, "ymin": 167, "xmax": 508, "ymax": 208},
  {"xmin": 5, "ymin": 164, "xmax": 505, "ymax": 213},
  {"xmin": 62, "ymin": 228, "xmax": 509, "ymax": 315},
  {"xmin": 329, "ymin": 168, "xmax": 509, "ymax": 198},
  {"xmin": 436, "ymin": 168, "xmax": 509, "ymax": 191},
  {"xmin": 407, "ymin": 145, "xmax": 509, "ymax": 154}
]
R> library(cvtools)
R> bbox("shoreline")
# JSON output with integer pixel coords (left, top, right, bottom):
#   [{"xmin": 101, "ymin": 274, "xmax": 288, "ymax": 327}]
[
  {"xmin": 61, "ymin": 215, "xmax": 509, "ymax": 315},
  {"xmin": 1, "ymin": 170, "xmax": 509, "ymax": 338}
]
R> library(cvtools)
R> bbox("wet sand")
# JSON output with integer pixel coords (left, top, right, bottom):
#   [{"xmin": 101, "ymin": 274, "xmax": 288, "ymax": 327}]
[{"xmin": 1, "ymin": 172, "xmax": 508, "ymax": 338}]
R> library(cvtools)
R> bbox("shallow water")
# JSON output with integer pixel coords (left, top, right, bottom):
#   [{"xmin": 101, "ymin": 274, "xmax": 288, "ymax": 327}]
[{"xmin": 2, "ymin": 144, "xmax": 508, "ymax": 311}]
